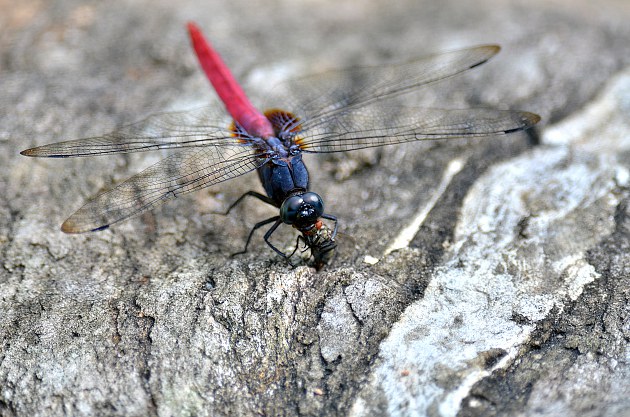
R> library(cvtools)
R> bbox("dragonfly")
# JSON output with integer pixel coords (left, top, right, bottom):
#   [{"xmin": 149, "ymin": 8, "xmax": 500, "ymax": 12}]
[{"xmin": 21, "ymin": 22, "xmax": 540, "ymax": 269}]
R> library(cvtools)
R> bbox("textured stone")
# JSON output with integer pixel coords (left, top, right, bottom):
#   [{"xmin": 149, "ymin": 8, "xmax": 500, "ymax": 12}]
[{"xmin": 1, "ymin": 1, "xmax": 629, "ymax": 416}]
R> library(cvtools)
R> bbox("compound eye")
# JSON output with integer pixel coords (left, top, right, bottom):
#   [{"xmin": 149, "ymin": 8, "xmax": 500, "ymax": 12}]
[
  {"xmin": 280, "ymin": 195, "xmax": 304, "ymax": 224},
  {"xmin": 302, "ymin": 192, "xmax": 324, "ymax": 216}
]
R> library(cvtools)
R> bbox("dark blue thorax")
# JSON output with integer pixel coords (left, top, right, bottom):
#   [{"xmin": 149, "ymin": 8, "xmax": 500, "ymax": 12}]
[{"xmin": 257, "ymin": 153, "xmax": 309, "ymax": 206}]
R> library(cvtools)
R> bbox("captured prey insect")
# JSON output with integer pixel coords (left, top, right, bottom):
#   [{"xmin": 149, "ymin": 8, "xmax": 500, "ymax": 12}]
[{"xmin": 21, "ymin": 22, "xmax": 540, "ymax": 269}]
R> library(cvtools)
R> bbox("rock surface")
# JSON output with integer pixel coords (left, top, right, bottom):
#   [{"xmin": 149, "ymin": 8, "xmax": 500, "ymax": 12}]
[{"xmin": 1, "ymin": 0, "xmax": 629, "ymax": 416}]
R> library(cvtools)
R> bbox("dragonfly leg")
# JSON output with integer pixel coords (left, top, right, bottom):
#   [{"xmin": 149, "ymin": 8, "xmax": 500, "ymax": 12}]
[
  {"xmin": 321, "ymin": 213, "xmax": 339, "ymax": 238},
  {"xmin": 223, "ymin": 191, "xmax": 276, "ymax": 215},
  {"xmin": 232, "ymin": 215, "xmax": 280, "ymax": 256},
  {"xmin": 263, "ymin": 218, "xmax": 289, "ymax": 258},
  {"xmin": 289, "ymin": 235, "xmax": 306, "ymax": 258}
]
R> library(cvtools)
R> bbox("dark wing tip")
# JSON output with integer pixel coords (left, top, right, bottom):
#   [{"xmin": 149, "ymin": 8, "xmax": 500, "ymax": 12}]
[
  {"xmin": 523, "ymin": 112, "xmax": 542, "ymax": 126},
  {"xmin": 504, "ymin": 111, "xmax": 542, "ymax": 134},
  {"xmin": 468, "ymin": 45, "xmax": 501, "ymax": 69},
  {"xmin": 484, "ymin": 44, "xmax": 501, "ymax": 54},
  {"xmin": 20, "ymin": 146, "xmax": 69, "ymax": 158},
  {"xmin": 21, "ymin": 146, "xmax": 54, "ymax": 157},
  {"xmin": 61, "ymin": 220, "xmax": 80, "ymax": 234},
  {"xmin": 518, "ymin": 111, "xmax": 541, "ymax": 128},
  {"xmin": 61, "ymin": 219, "xmax": 109, "ymax": 234}
]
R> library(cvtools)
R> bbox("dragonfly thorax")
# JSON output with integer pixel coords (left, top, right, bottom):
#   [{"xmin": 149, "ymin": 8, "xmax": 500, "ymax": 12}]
[
  {"xmin": 257, "ymin": 151, "xmax": 310, "ymax": 206},
  {"xmin": 264, "ymin": 136, "xmax": 290, "ymax": 158}
]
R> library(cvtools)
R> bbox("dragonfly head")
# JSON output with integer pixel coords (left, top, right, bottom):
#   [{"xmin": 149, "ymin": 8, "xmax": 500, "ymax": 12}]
[{"xmin": 280, "ymin": 192, "xmax": 324, "ymax": 230}]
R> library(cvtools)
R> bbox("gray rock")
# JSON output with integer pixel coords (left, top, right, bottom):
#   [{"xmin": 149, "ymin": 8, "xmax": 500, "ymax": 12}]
[{"xmin": 1, "ymin": 0, "xmax": 629, "ymax": 416}]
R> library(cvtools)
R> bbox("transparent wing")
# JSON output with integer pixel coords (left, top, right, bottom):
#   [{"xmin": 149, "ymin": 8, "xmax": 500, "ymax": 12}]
[
  {"xmin": 266, "ymin": 45, "xmax": 501, "ymax": 120},
  {"xmin": 21, "ymin": 106, "xmax": 239, "ymax": 158},
  {"xmin": 297, "ymin": 107, "xmax": 540, "ymax": 153},
  {"xmin": 261, "ymin": 45, "xmax": 539, "ymax": 153},
  {"xmin": 22, "ymin": 43, "xmax": 540, "ymax": 235},
  {"xmin": 61, "ymin": 144, "xmax": 265, "ymax": 233}
]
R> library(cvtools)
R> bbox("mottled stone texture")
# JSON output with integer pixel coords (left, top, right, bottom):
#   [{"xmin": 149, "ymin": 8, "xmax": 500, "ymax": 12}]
[{"xmin": 1, "ymin": 1, "xmax": 629, "ymax": 416}]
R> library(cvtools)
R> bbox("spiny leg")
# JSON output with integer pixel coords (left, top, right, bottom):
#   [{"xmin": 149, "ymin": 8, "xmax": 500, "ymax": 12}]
[
  {"xmin": 263, "ymin": 218, "xmax": 289, "ymax": 258},
  {"xmin": 289, "ymin": 235, "xmax": 307, "ymax": 258},
  {"xmin": 322, "ymin": 213, "xmax": 338, "ymax": 238},
  {"xmin": 231, "ymin": 216, "xmax": 279, "ymax": 256},
  {"xmin": 222, "ymin": 191, "xmax": 276, "ymax": 216}
]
